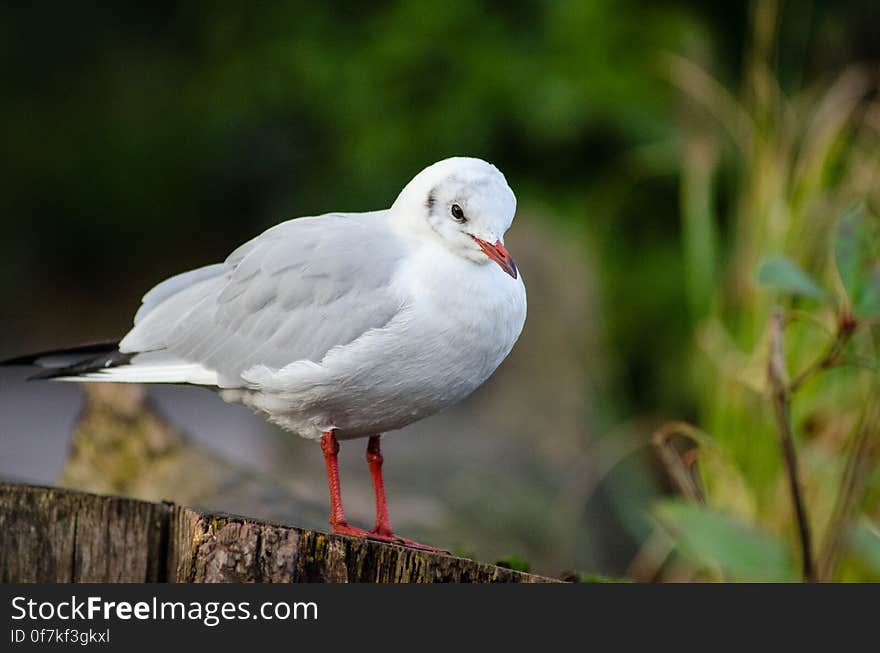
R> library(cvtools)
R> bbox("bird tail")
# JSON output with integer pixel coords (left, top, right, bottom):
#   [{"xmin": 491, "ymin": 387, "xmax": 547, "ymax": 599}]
[
  {"xmin": 0, "ymin": 341, "xmax": 218, "ymax": 385},
  {"xmin": 0, "ymin": 341, "xmax": 131, "ymax": 380}
]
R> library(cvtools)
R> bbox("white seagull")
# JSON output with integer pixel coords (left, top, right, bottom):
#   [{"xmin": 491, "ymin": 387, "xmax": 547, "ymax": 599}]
[{"xmin": 4, "ymin": 157, "xmax": 527, "ymax": 551}]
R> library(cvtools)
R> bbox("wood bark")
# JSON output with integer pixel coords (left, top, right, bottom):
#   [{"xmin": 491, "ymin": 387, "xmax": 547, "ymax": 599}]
[
  {"xmin": 0, "ymin": 483, "xmax": 556, "ymax": 583},
  {"xmin": 0, "ymin": 483, "xmax": 169, "ymax": 582}
]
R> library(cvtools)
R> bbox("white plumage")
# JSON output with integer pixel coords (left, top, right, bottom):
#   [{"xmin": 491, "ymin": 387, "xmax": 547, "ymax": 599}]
[{"xmin": 63, "ymin": 157, "xmax": 527, "ymax": 441}]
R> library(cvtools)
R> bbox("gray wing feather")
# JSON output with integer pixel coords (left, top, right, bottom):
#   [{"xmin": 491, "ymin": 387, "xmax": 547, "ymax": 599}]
[
  {"xmin": 120, "ymin": 212, "xmax": 406, "ymax": 386},
  {"xmin": 133, "ymin": 263, "xmax": 227, "ymax": 324}
]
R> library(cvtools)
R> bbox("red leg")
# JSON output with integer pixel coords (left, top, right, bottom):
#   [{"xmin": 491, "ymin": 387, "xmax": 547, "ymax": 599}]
[
  {"xmin": 366, "ymin": 435, "xmax": 393, "ymax": 536},
  {"xmin": 321, "ymin": 430, "xmax": 370, "ymax": 538},
  {"xmin": 365, "ymin": 435, "xmax": 448, "ymax": 553}
]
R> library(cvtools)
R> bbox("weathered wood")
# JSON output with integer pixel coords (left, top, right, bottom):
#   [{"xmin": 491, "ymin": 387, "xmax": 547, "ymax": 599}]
[
  {"xmin": 0, "ymin": 483, "xmax": 169, "ymax": 582},
  {"xmin": 0, "ymin": 483, "xmax": 556, "ymax": 583},
  {"xmin": 169, "ymin": 506, "xmax": 552, "ymax": 582}
]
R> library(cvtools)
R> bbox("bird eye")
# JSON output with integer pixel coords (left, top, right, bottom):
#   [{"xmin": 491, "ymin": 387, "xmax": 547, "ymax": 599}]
[{"xmin": 450, "ymin": 204, "xmax": 466, "ymax": 222}]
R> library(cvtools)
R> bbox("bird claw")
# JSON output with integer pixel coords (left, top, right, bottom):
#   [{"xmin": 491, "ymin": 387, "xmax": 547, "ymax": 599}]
[
  {"xmin": 330, "ymin": 523, "xmax": 447, "ymax": 554},
  {"xmin": 330, "ymin": 522, "xmax": 373, "ymax": 539},
  {"xmin": 368, "ymin": 528, "xmax": 450, "ymax": 554}
]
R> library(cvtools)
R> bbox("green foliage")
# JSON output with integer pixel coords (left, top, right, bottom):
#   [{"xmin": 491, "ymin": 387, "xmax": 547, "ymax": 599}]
[
  {"xmin": 758, "ymin": 206, "xmax": 880, "ymax": 315},
  {"xmin": 493, "ymin": 555, "xmax": 531, "ymax": 573},
  {"xmin": 659, "ymin": 185, "xmax": 880, "ymax": 583},
  {"xmin": 834, "ymin": 206, "xmax": 880, "ymax": 317},
  {"xmin": 650, "ymin": 1, "xmax": 880, "ymax": 582},
  {"xmin": 857, "ymin": 268, "xmax": 880, "ymax": 318},
  {"xmin": 848, "ymin": 520, "xmax": 880, "ymax": 575},
  {"xmin": 757, "ymin": 256, "xmax": 830, "ymax": 302},
  {"xmin": 655, "ymin": 500, "xmax": 796, "ymax": 581}
]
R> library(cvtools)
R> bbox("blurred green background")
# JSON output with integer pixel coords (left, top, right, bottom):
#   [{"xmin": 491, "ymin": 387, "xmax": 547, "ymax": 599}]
[{"xmin": 1, "ymin": 1, "xmax": 879, "ymax": 580}]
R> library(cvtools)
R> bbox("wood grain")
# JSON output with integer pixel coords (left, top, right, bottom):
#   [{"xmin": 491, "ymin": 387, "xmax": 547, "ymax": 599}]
[
  {"xmin": 0, "ymin": 483, "xmax": 169, "ymax": 582},
  {"xmin": 0, "ymin": 483, "xmax": 555, "ymax": 583}
]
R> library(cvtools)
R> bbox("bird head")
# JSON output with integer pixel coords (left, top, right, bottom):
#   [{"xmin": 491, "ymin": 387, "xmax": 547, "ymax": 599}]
[{"xmin": 393, "ymin": 157, "xmax": 519, "ymax": 279}]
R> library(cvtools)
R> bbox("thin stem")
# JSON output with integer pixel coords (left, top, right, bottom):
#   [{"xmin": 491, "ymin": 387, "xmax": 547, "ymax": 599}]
[
  {"xmin": 817, "ymin": 401, "xmax": 879, "ymax": 580},
  {"xmin": 788, "ymin": 314, "xmax": 857, "ymax": 394},
  {"xmin": 651, "ymin": 421, "xmax": 707, "ymax": 503},
  {"xmin": 768, "ymin": 309, "xmax": 816, "ymax": 582}
]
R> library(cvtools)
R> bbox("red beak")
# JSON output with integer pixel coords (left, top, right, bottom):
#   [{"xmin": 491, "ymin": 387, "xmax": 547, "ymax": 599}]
[{"xmin": 472, "ymin": 236, "xmax": 518, "ymax": 279}]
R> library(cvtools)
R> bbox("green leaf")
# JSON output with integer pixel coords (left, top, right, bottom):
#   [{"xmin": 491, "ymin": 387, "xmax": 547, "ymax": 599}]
[
  {"xmin": 654, "ymin": 500, "xmax": 796, "ymax": 582},
  {"xmin": 848, "ymin": 519, "xmax": 880, "ymax": 574},
  {"xmin": 835, "ymin": 205, "xmax": 867, "ymax": 298},
  {"xmin": 847, "ymin": 355, "xmax": 880, "ymax": 373},
  {"xmin": 835, "ymin": 204, "xmax": 880, "ymax": 316},
  {"xmin": 855, "ymin": 265, "xmax": 880, "ymax": 318},
  {"xmin": 757, "ymin": 256, "xmax": 830, "ymax": 301}
]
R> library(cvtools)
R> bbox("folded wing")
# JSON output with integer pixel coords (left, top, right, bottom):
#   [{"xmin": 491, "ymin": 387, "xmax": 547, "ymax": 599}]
[{"xmin": 99, "ymin": 211, "xmax": 406, "ymax": 387}]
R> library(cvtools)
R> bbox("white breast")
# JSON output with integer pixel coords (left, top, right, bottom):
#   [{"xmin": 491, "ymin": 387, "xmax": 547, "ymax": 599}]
[{"xmin": 238, "ymin": 240, "xmax": 527, "ymax": 440}]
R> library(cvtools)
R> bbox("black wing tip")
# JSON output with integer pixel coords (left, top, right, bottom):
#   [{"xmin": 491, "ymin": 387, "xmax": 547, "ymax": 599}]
[
  {"xmin": 37, "ymin": 350, "xmax": 135, "ymax": 380},
  {"xmin": 27, "ymin": 369, "xmax": 68, "ymax": 381},
  {"xmin": 0, "ymin": 341, "xmax": 121, "ymax": 368},
  {"xmin": 1, "ymin": 341, "xmax": 129, "ymax": 380}
]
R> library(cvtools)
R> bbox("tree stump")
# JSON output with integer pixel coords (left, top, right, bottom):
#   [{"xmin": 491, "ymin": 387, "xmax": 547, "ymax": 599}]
[{"xmin": 0, "ymin": 483, "xmax": 557, "ymax": 583}]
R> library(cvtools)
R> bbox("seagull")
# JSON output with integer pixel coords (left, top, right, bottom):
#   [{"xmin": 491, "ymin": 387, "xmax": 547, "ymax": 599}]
[{"xmin": 2, "ymin": 157, "xmax": 527, "ymax": 551}]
